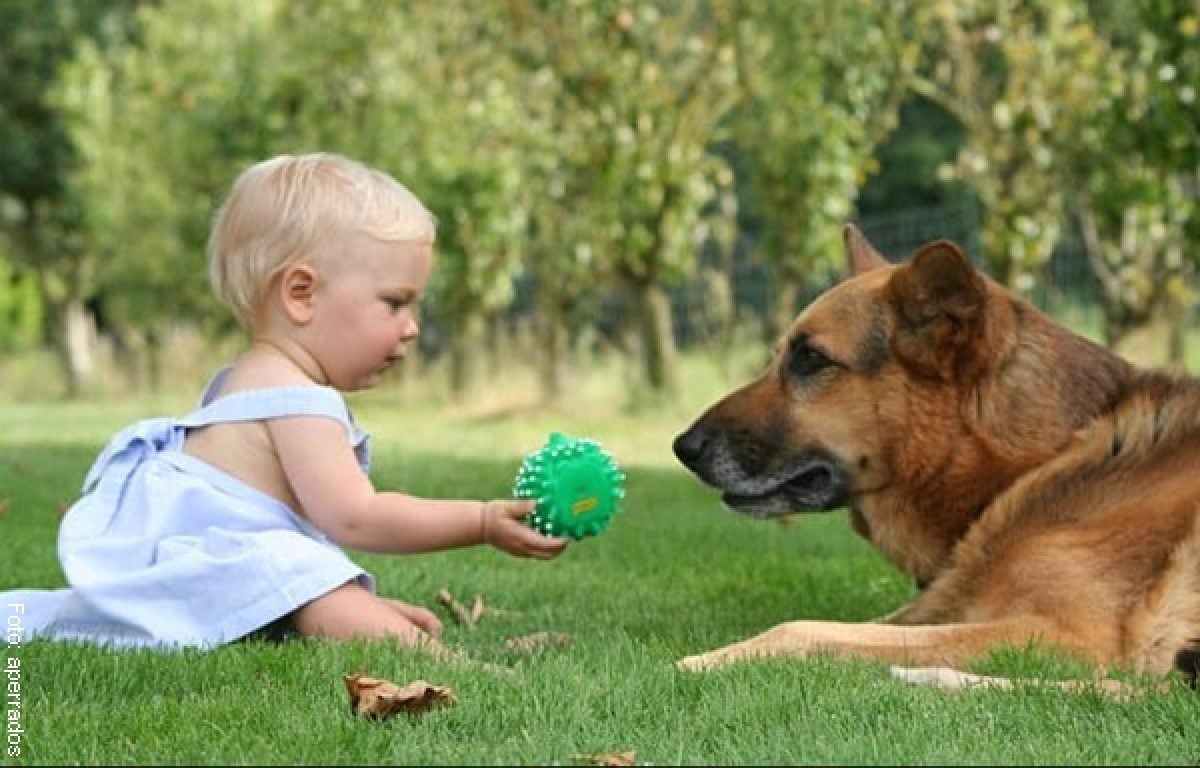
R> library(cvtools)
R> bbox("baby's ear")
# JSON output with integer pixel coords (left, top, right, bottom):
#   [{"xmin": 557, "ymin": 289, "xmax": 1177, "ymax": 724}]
[{"xmin": 280, "ymin": 264, "xmax": 318, "ymax": 323}]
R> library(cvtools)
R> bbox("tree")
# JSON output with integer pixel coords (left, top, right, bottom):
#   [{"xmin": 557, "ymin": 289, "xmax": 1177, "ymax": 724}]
[
  {"xmin": 1072, "ymin": 0, "xmax": 1198, "ymax": 366},
  {"xmin": 732, "ymin": 0, "xmax": 923, "ymax": 341},
  {"xmin": 505, "ymin": 0, "xmax": 739, "ymax": 401},
  {"xmin": 0, "ymin": 0, "xmax": 140, "ymax": 396},
  {"xmin": 58, "ymin": 0, "xmax": 287, "ymax": 389},
  {"xmin": 270, "ymin": 0, "xmax": 531, "ymax": 399},
  {"xmin": 65, "ymin": 0, "xmax": 537, "ymax": 396},
  {"xmin": 910, "ymin": 0, "xmax": 1115, "ymax": 295}
]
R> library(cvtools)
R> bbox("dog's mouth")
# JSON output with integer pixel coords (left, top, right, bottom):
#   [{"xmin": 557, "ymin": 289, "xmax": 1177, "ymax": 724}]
[{"xmin": 719, "ymin": 457, "xmax": 848, "ymax": 518}]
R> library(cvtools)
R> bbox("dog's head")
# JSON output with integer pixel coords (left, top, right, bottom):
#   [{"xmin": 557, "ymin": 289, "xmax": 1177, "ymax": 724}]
[
  {"xmin": 673, "ymin": 224, "xmax": 988, "ymax": 517},
  {"xmin": 673, "ymin": 224, "xmax": 1129, "ymax": 577}
]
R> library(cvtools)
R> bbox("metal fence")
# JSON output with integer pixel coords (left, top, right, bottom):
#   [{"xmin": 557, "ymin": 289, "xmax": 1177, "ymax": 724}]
[
  {"xmin": 420, "ymin": 199, "xmax": 1117, "ymax": 359},
  {"xmin": 658, "ymin": 199, "xmax": 1106, "ymax": 350}
]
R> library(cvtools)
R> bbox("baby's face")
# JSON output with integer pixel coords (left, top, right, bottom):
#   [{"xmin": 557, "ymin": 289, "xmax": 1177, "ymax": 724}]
[{"xmin": 305, "ymin": 232, "xmax": 433, "ymax": 391}]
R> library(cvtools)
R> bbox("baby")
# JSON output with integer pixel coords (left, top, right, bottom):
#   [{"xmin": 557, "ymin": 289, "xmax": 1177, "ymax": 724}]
[{"xmin": 4, "ymin": 152, "xmax": 567, "ymax": 657}]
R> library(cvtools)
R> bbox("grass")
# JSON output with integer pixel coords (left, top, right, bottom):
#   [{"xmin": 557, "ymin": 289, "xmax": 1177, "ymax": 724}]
[{"xmin": 2, "ymin": 353, "xmax": 1200, "ymax": 765}]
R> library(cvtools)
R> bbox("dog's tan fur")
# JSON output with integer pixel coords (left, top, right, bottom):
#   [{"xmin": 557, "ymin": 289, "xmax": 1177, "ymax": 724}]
[{"xmin": 672, "ymin": 225, "xmax": 1200, "ymax": 689}]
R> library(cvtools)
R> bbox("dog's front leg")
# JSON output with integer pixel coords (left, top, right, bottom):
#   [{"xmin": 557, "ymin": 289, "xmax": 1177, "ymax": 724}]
[
  {"xmin": 871, "ymin": 603, "xmax": 914, "ymax": 623},
  {"xmin": 677, "ymin": 621, "xmax": 829, "ymax": 671},
  {"xmin": 676, "ymin": 617, "xmax": 1069, "ymax": 672}
]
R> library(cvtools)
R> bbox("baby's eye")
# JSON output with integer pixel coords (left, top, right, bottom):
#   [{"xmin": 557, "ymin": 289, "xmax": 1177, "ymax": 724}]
[{"xmin": 384, "ymin": 297, "xmax": 410, "ymax": 312}]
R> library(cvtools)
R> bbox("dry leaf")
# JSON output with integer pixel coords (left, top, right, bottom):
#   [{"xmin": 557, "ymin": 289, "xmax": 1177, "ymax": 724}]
[
  {"xmin": 470, "ymin": 594, "xmax": 485, "ymax": 623},
  {"xmin": 0, "ymin": 498, "xmax": 9, "ymax": 517},
  {"xmin": 505, "ymin": 631, "xmax": 573, "ymax": 654},
  {"xmin": 344, "ymin": 673, "xmax": 457, "ymax": 719},
  {"xmin": 569, "ymin": 750, "xmax": 638, "ymax": 766}
]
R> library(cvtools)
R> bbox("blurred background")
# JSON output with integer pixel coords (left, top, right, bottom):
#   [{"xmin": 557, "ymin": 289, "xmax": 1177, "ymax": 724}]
[{"xmin": 0, "ymin": 0, "xmax": 1196, "ymax": 407}]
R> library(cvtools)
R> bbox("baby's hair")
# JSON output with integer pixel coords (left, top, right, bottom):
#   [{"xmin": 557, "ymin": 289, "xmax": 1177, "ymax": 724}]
[{"xmin": 207, "ymin": 152, "xmax": 436, "ymax": 328}]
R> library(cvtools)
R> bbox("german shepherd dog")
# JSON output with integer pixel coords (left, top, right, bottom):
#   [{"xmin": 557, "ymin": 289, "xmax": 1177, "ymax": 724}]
[{"xmin": 672, "ymin": 224, "xmax": 1200, "ymax": 692}]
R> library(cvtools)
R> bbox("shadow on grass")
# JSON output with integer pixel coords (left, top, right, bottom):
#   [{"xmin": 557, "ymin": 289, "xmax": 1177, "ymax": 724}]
[{"xmin": 0, "ymin": 441, "xmax": 912, "ymax": 652}]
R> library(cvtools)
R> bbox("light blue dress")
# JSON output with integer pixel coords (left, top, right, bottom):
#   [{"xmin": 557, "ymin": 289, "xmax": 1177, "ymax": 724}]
[{"xmin": 2, "ymin": 367, "xmax": 375, "ymax": 649}]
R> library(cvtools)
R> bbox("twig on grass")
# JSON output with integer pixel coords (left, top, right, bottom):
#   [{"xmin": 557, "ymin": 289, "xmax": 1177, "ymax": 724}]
[{"xmin": 436, "ymin": 588, "xmax": 476, "ymax": 629}]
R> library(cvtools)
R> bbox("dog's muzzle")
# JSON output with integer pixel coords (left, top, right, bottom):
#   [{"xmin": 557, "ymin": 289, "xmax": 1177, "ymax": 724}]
[{"xmin": 673, "ymin": 423, "xmax": 849, "ymax": 517}]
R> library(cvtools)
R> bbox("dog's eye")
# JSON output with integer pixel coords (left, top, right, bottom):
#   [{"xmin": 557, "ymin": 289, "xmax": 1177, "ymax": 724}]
[{"xmin": 787, "ymin": 341, "xmax": 832, "ymax": 378}]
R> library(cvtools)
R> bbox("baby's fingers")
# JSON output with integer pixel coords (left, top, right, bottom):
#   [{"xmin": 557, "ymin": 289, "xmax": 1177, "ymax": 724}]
[
  {"xmin": 498, "ymin": 498, "xmax": 537, "ymax": 520},
  {"xmin": 521, "ymin": 529, "xmax": 569, "ymax": 559}
]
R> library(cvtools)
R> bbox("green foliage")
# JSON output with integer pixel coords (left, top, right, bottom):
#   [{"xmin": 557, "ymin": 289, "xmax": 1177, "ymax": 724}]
[
  {"xmin": 857, "ymin": 94, "xmax": 969, "ymax": 214},
  {"xmin": 1123, "ymin": 0, "xmax": 1199, "ymax": 174},
  {"xmin": 0, "ymin": 0, "xmax": 142, "ymax": 394},
  {"xmin": 507, "ymin": 1, "xmax": 739, "ymax": 289},
  {"xmin": 499, "ymin": 1, "xmax": 743, "ymax": 394},
  {"xmin": 0, "ymin": 261, "xmax": 42, "ymax": 350},
  {"xmin": 1064, "ymin": 0, "xmax": 1198, "ymax": 349},
  {"xmin": 58, "ymin": 0, "xmax": 289, "ymax": 335},
  {"xmin": 732, "ymin": 0, "xmax": 921, "ymax": 285},
  {"xmin": 275, "ymin": 2, "xmax": 528, "ymax": 323},
  {"xmin": 915, "ymin": 0, "xmax": 1119, "ymax": 292},
  {"xmin": 1, "ymin": 0, "xmax": 1196, "ymax": 396}
]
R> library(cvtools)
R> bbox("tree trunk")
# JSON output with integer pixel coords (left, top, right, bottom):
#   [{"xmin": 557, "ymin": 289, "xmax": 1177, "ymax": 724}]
[
  {"xmin": 146, "ymin": 327, "xmax": 165, "ymax": 394},
  {"xmin": 109, "ymin": 323, "xmax": 147, "ymax": 392},
  {"xmin": 768, "ymin": 278, "xmax": 802, "ymax": 345},
  {"xmin": 1165, "ymin": 268, "xmax": 1192, "ymax": 372},
  {"xmin": 629, "ymin": 279, "xmax": 678, "ymax": 393},
  {"xmin": 534, "ymin": 304, "xmax": 568, "ymax": 404},
  {"xmin": 447, "ymin": 309, "xmax": 485, "ymax": 402},
  {"xmin": 700, "ymin": 267, "xmax": 735, "ymax": 376},
  {"xmin": 41, "ymin": 291, "xmax": 96, "ymax": 399}
]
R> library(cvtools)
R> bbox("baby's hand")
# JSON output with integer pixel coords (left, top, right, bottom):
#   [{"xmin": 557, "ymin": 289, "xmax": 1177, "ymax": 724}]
[{"xmin": 481, "ymin": 499, "xmax": 568, "ymax": 559}]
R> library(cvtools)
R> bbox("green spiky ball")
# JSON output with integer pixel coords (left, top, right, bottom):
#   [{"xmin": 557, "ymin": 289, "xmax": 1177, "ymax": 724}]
[{"xmin": 512, "ymin": 432, "xmax": 626, "ymax": 540}]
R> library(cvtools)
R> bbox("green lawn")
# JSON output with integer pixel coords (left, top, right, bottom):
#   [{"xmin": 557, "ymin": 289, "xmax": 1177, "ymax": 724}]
[{"xmin": 2, "ymin": 363, "xmax": 1199, "ymax": 765}]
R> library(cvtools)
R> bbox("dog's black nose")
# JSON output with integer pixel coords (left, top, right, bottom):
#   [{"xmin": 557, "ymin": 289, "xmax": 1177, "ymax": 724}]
[{"xmin": 673, "ymin": 424, "xmax": 712, "ymax": 470}]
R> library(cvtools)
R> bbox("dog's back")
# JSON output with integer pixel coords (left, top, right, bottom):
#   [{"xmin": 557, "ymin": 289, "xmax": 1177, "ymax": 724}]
[{"xmin": 896, "ymin": 371, "xmax": 1200, "ymax": 677}]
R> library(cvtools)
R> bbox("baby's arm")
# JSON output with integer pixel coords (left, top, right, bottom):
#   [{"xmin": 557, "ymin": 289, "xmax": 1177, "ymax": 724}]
[{"xmin": 268, "ymin": 416, "xmax": 567, "ymax": 558}]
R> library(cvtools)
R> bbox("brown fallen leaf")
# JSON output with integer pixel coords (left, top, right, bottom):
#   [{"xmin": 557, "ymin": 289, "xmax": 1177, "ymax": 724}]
[
  {"xmin": 569, "ymin": 750, "xmax": 637, "ymax": 766},
  {"xmin": 505, "ymin": 631, "xmax": 573, "ymax": 654},
  {"xmin": 470, "ymin": 593, "xmax": 485, "ymax": 623},
  {"xmin": 0, "ymin": 498, "xmax": 9, "ymax": 517},
  {"xmin": 344, "ymin": 673, "xmax": 457, "ymax": 719}
]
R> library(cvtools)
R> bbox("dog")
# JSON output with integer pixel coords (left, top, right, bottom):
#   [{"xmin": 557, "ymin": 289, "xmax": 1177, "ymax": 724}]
[{"xmin": 672, "ymin": 224, "xmax": 1200, "ymax": 693}]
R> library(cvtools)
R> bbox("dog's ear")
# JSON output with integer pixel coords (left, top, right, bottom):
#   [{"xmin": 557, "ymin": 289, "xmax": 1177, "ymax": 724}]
[
  {"xmin": 844, "ymin": 223, "xmax": 888, "ymax": 275},
  {"xmin": 885, "ymin": 240, "xmax": 988, "ymax": 380}
]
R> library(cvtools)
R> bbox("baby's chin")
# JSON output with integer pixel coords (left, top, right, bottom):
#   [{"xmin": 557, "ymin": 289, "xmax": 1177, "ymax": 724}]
[
  {"xmin": 352, "ymin": 374, "xmax": 384, "ymax": 391},
  {"xmin": 338, "ymin": 358, "xmax": 403, "ymax": 390}
]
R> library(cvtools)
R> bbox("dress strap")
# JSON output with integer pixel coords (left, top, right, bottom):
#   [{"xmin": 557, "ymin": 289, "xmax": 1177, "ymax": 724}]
[
  {"xmin": 180, "ymin": 367, "xmax": 372, "ymax": 472},
  {"xmin": 179, "ymin": 386, "xmax": 353, "ymax": 430},
  {"xmin": 179, "ymin": 365, "xmax": 353, "ymax": 430},
  {"xmin": 76, "ymin": 367, "xmax": 372, "ymax": 504}
]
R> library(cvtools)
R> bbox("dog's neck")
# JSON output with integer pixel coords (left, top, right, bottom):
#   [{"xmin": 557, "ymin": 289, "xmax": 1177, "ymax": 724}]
[
  {"xmin": 867, "ymin": 297, "xmax": 1135, "ymax": 585},
  {"xmin": 971, "ymin": 298, "xmax": 1134, "ymax": 459}
]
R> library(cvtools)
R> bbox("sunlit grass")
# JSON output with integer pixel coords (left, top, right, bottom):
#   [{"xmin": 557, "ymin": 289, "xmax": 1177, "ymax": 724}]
[{"xmin": 3, "ymin": 338, "xmax": 1200, "ymax": 764}]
